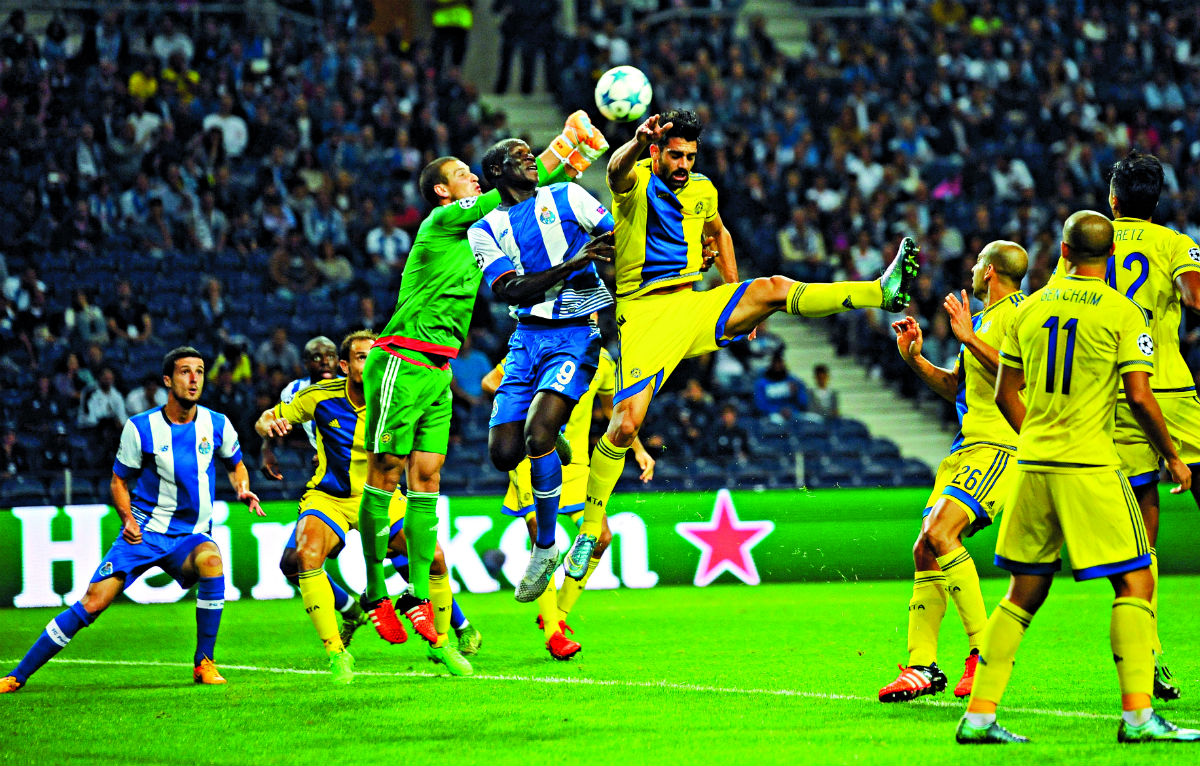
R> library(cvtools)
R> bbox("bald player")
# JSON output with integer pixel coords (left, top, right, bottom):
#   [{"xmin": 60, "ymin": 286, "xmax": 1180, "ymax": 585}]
[
  {"xmin": 880, "ymin": 241, "xmax": 1028, "ymax": 703},
  {"xmin": 957, "ymin": 211, "xmax": 1196, "ymax": 743}
]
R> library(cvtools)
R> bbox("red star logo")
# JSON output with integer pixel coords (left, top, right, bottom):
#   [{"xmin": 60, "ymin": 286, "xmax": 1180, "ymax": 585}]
[{"xmin": 675, "ymin": 490, "xmax": 775, "ymax": 587}]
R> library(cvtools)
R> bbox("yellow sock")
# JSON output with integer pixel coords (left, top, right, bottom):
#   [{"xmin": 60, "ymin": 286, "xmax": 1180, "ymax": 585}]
[
  {"xmin": 557, "ymin": 555, "xmax": 600, "ymax": 624},
  {"xmin": 430, "ymin": 572, "xmax": 452, "ymax": 638},
  {"xmin": 785, "ymin": 280, "xmax": 883, "ymax": 317},
  {"xmin": 906, "ymin": 571, "xmax": 947, "ymax": 667},
  {"xmin": 582, "ymin": 436, "xmax": 627, "ymax": 534},
  {"xmin": 536, "ymin": 575, "xmax": 559, "ymax": 639},
  {"xmin": 1112, "ymin": 596, "xmax": 1155, "ymax": 705},
  {"xmin": 1149, "ymin": 548, "xmax": 1163, "ymax": 656},
  {"xmin": 298, "ymin": 568, "xmax": 344, "ymax": 654},
  {"xmin": 967, "ymin": 598, "xmax": 1033, "ymax": 711},
  {"xmin": 937, "ymin": 547, "xmax": 988, "ymax": 652}
]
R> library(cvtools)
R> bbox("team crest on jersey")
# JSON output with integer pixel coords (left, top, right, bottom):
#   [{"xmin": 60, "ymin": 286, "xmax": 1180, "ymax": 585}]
[
  {"xmin": 1189, "ymin": 247, "xmax": 1200, "ymax": 264},
  {"xmin": 457, "ymin": 197, "xmax": 477, "ymax": 210},
  {"xmin": 1138, "ymin": 333, "xmax": 1154, "ymax": 356},
  {"xmin": 694, "ymin": 201, "xmax": 705, "ymax": 215},
  {"xmin": 630, "ymin": 367, "xmax": 641, "ymax": 379},
  {"xmin": 381, "ymin": 433, "xmax": 392, "ymax": 444},
  {"xmin": 99, "ymin": 561, "xmax": 113, "ymax": 577},
  {"xmin": 198, "ymin": 437, "xmax": 212, "ymax": 455},
  {"xmin": 538, "ymin": 205, "xmax": 557, "ymax": 225}
]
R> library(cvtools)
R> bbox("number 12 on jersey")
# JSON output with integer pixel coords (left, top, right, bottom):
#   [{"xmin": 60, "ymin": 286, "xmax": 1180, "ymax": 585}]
[{"xmin": 1042, "ymin": 316, "xmax": 1078, "ymax": 394}]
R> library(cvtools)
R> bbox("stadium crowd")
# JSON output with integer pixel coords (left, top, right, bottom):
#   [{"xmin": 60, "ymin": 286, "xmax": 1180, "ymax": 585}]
[{"xmin": 1, "ymin": 0, "xmax": 1199, "ymax": 501}]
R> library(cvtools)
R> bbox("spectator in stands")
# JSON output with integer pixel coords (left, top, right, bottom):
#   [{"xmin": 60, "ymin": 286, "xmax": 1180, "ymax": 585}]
[
  {"xmin": 104, "ymin": 279, "xmax": 153, "ymax": 346},
  {"xmin": 208, "ymin": 337, "xmax": 253, "ymax": 386},
  {"xmin": 267, "ymin": 230, "xmax": 318, "ymax": 298},
  {"xmin": 24, "ymin": 375, "xmax": 68, "ymax": 434},
  {"xmin": 197, "ymin": 277, "xmax": 229, "ymax": 350},
  {"xmin": 366, "ymin": 207, "xmax": 413, "ymax": 283},
  {"xmin": 704, "ymin": 404, "xmax": 753, "ymax": 461},
  {"xmin": 63, "ymin": 289, "xmax": 108, "ymax": 353},
  {"xmin": 203, "ymin": 366, "xmax": 252, "ymax": 429},
  {"xmin": 77, "ymin": 366, "xmax": 126, "ymax": 452},
  {"xmin": 203, "ymin": 94, "xmax": 248, "ymax": 158},
  {"xmin": 255, "ymin": 326, "xmax": 302, "ymax": 380},
  {"xmin": 303, "ymin": 189, "xmax": 347, "ymax": 250},
  {"xmin": 52, "ymin": 351, "xmax": 92, "ymax": 408},
  {"xmin": 352, "ymin": 295, "xmax": 384, "ymax": 335},
  {"xmin": 809, "ymin": 364, "xmax": 840, "ymax": 419},
  {"xmin": 188, "ymin": 190, "xmax": 228, "ymax": 254},
  {"xmin": 449, "ymin": 332, "xmax": 491, "ymax": 415},
  {"xmin": 87, "ymin": 179, "xmax": 120, "ymax": 237},
  {"xmin": 15, "ymin": 285, "xmax": 64, "ymax": 367},
  {"xmin": 0, "ymin": 425, "xmax": 29, "ymax": 481},
  {"xmin": 151, "ymin": 14, "xmax": 193, "ymax": 67},
  {"xmin": 119, "ymin": 172, "xmax": 153, "ymax": 228},
  {"xmin": 125, "ymin": 373, "xmax": 167, "ymax": 415},
  {"xmin": 754, "ymin": 350, "xmax": 810, "ymax": 422},
  {"xmin": 53, "ymin": 200, "xmax": 103, "ymax": 256},
  {"xmin": 4, "ymin": 267, "xmax": 44, "ymax": 313},
  {"xmin": 74, "ymin": 123, "xmax": 104, "ymax": 189},
  {"xmin": 127, "ymin": 59, "xmax": 159, "ymax": 102},
  {"xmin": 259, "ymin": 190, "xmax": 297, "ymax": 245},
  {"xmin": 313, "ymin": 240, "xmax": 354, "ymax": 295},
  {"xmin": 777, "ymin": 206, "xmax": 829, "ymax": 282}
]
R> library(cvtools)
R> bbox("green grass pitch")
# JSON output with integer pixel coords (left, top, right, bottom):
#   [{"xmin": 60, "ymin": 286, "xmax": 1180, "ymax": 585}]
[{"xmin": 3, "ymin": 577, "xmax": 1199, "ymax": 765}]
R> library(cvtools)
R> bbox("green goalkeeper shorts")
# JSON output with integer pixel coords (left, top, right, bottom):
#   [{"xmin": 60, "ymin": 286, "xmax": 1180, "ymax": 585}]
[{"xmin": 363, "ymin": 347, "xmax": 453, "ymax": 456}]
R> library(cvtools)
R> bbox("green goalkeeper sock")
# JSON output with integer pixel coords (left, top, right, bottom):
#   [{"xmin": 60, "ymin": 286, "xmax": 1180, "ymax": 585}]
[
  {"xmin": 406, "ymin": 491, "xmax": 439, "ymax": 600},
  {"xmin": 358, "ymin": 485, "xmax": 392, "ymax": 603}
]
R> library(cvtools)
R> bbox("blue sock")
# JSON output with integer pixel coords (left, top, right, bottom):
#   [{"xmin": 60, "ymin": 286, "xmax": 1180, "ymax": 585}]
[
  {"xmin": 194, "ymin": 576, "xmax": 224, "ymax": 665},
  {"xmin": 450, "ymin": 598, "xmax": 466, "ymax": 630},
  {"xmin": 529, "ymin": 450, "xmax": 562, "ymax": 548},
  {"xmin": 11, "ymin": 601, "xmax": 93, "ymax": 684},
  {"xmin": 327, "ymin": 573, "xmax": 352, "ymax": 612}
]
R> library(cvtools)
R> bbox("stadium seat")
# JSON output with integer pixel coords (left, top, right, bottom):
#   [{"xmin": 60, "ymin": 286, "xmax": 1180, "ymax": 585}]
[
  {"xmin": 469, "ymin": 471, "xmax": 508, "ymax": 494},
  {"xmin": 897, "ymin": 459, "xmax": 934, "ymax": 487}
]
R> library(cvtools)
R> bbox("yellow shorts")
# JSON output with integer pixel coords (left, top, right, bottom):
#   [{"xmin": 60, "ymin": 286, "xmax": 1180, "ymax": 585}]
[
  {"xmin": 994, "ymin": 468, "xmax": 1151, "ymax": 581},
  {"xmin": 613, "ymin": 281, "xmax": 751, "ymax": 403},
  {"xmin": 502, "ymin": 460, "xmax": 588, "ymax": 517},
  {"xmin": 296, "ymin": 489, "xmax": 407, "ymax": 557},
  {"xmin": 1114, "ymin": 395, "xmax": 1200, "ymax": 487},
  {"xmin": 923, "ymin": 443, "xmax": 1015, "ymax": 536}
]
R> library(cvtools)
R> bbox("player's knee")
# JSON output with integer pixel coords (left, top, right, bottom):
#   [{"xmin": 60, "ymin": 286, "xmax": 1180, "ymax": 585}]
[
  {"xmin": 523, "ymin": 426, "xmax": 556, "ymax": 459},
  {"xmin": 610, "ymin": 413, "xmax": 641, "ymax": 446},
  {"xmin": 912, "ymin": 532, "xmax": 937, "ymax": 569},
  {"xmin": 489, "ymin": 441, "xmax": 523, "ymax": 472},
  {"xmin": 279, "ymin": 548, "xmax": 299, "ymax": 581},
  {"xmin": 198, "ymin": 553, "xmax": 223, "ymax": 577},
  {"xmin": 757, "ymin": 275, "xmax": 794, "ymax": 305},
  {"xmin": 79, "ymin": 592, "xmax": 111, "ymax": 617},
  {"xmin": 925, "ymin": 518, "xmax": 962, "ymax": 556},
  {"xmin": 295, "ymin": 544, "xmax": 325, "ymax": 572}
]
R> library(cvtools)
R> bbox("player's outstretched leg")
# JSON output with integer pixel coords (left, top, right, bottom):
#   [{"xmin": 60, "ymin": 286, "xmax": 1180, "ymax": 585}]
[
  {"xmin": 880, "ymin": 236, "xmax": 921, "ymax": 311},
  {"xmin": 450, "ymin": 598, "xmax": 482, "ymax": 655},
  {"xmin": 191, "ymin": 544, "xmax": 227, "ymax": 685},
  {"xmin": 779, "ymin": 236, "xmax": 920, "ymax": 318},
  {"xmin": 2, "ymin": 600, "xmax": 97, "ymax": 693}
]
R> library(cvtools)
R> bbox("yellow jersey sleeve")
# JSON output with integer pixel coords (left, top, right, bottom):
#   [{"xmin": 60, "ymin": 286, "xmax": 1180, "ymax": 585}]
[
  {"xmin": 275, "ymin": 388, "xmax": 318, "ymax": 425},
  {"xmin": 1116, "ymin": 301, "xmax": 1155, "ymax": 375}
]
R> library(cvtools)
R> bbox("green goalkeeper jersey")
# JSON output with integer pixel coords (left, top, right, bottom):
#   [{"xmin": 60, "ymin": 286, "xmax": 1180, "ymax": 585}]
[{"xmin": 376, "ymin": 158, "xmax": 568, "ymax": 359}]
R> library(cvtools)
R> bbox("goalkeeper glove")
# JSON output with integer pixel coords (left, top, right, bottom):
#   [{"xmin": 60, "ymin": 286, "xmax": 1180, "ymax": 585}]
[{"xmin": 550, "ymin": 110, "xmax": 610, "ymax": 174}]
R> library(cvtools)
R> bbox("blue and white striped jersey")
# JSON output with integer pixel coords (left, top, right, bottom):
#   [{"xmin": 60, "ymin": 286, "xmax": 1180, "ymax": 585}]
[
  {"xmin": 113, "ymin": 406, "xmax": 244, "ymax": 536},
  {"xmin": 468, "ymin": 183, "xmax": 615, "ymax": 321},
  {"xmin": 281, "ymin": 376, "xmax": 319, "ymax": 449}
]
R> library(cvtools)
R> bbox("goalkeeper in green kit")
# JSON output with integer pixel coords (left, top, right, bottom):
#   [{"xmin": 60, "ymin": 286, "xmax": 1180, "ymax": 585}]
[{"xmin": 355, "ymin": 112, "xmax": 610, "ymax": 669}]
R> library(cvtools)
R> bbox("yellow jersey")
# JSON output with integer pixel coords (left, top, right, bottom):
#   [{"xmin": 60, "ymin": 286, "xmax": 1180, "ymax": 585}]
[
  {"xmin": 1108, "ymin": 217, "xmax": 1200, "ymax": 396},
  {"xmin": 1000, "ymin": 274, "xmax": 1154, "ymax": 471},
  {"xmin": 274, "ymin": 378, "xmax": 367, "ymax": 499},
  {"xmin": 950, "ymin": 291, "xmax": 1025, "ymax": 453},
  {"xmin": 609, "ymin": 159, "xmax": 718, "ymax": 299}
]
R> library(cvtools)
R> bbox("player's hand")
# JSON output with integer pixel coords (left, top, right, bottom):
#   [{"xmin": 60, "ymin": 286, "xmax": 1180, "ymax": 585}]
[
  {"xmin": 260, "ymin": 448, "xmax": 284, "ymax": 481},
  {"xmin": 1165, "ymin": 456, "xmax": 1192, "ymax": 494},
  {"xmin": 891, "ymin": 316, "xmax": 923, "ymax": 360},
  {"xmin": 635, "ymin": 450, "xmax": 655, "ymax": 482},
  {"xmin": 564, "ymin": 110, "xmax": 609, "ymax": 160},
  {"xmin": 700, "ymin": 235, "xmax": 719, "ymax": 272},
  {"xmin": 578, "ymin": 231, "xmax": 614, "ymax": 264},
  {"xmin": 122, "ymin": 517, "xmax": 143, "ymax": 545},
  {"xmin": 240, "ymin": 488, "xmax": 265, "ymax": 517},
  {"xmin": 260, "ymin": 413, "xmax": 291, "ymax": 438},
  {"xmin": 944, "ymin": 290, "xmax": 974, "ymax": 343},
  {"xmin": 635, "ymin": 114, "xmax": 673, "ymax": 145}
]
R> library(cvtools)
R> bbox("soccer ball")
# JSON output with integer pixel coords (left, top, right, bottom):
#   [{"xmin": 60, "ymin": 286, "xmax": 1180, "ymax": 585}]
[{"xmin": 594, "ymin": 66, "xmax": 653, "ymax": 122}]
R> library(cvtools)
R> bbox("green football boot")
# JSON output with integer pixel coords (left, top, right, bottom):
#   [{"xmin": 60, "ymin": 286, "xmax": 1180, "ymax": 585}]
[
  {"xmin": 955, "ymin": 717, "xmax": 1030, "ymax": 744},
  {"xmin": 880, "ymin": 236, "xmax": 920, "ymax": 312},
  {"xmin": 1118, "ymin": 712, "xmax": 1200, "ymax": 743},
  {"xmin": 427, "ymin": 640, "xmax": 474, "ymax": 676},
  {"xmin": 1154, "ymin": 653, "xmax": 1182, "ymax": 701},
  {"xmin": 555, "ymin": 431, "xmax": 572, "ymax": 465},
  {"xmin": 455, "ymin": 623, "xmax": 483, "ymax": 656},
  {"xmin": 338, "ymin": 603, "xmax": 370, "ymax": 648},
  {"xmin": 328, "ymin": 649, "xmax": 355, "ymax": 685},
  {"xmin": 564, "ymin": 533, "xmax": 597, "ymax": 579}
]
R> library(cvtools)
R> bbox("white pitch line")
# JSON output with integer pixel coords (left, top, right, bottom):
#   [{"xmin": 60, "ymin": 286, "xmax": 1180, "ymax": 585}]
[{"xmin": 6, "ymin": 657, "xmax": 1197, "ymax": 725}]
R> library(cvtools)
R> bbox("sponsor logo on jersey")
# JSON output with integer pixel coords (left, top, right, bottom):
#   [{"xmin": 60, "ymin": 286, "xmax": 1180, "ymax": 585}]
[
  {"xmin": 160, "ymin": 445, "xmax": 170, "ymax": 452},
  {"xmin": 328, "ymin": 418, "xmax": 341, "ymax": 430},
  {"xmin": 978, "ymin": 321, "xmax": 992, "ymax": 334},
  {"xmin": 1138, "ymin": 333, "xmax": 1154, "ymax": 356}
]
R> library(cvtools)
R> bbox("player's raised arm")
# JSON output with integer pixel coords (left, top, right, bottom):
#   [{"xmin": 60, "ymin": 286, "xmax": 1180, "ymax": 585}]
[
  {"xmin": 945, "ymin": 290, "xmax": 1000, "ymax": 375},
  {"xmin": 891, "ymin": 316, "xmax": 960, "ymax": 402},
  {"xmin": 606, "ymin": 113, "xmax": 672, "ymax": 194},
  {"xmin": 547, "ymin": 110, "xmax": 610, "ymax": 178},
  {"xmin": 1123, "ymin": 369, "xmax": 1191, "ymax": 494}
]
